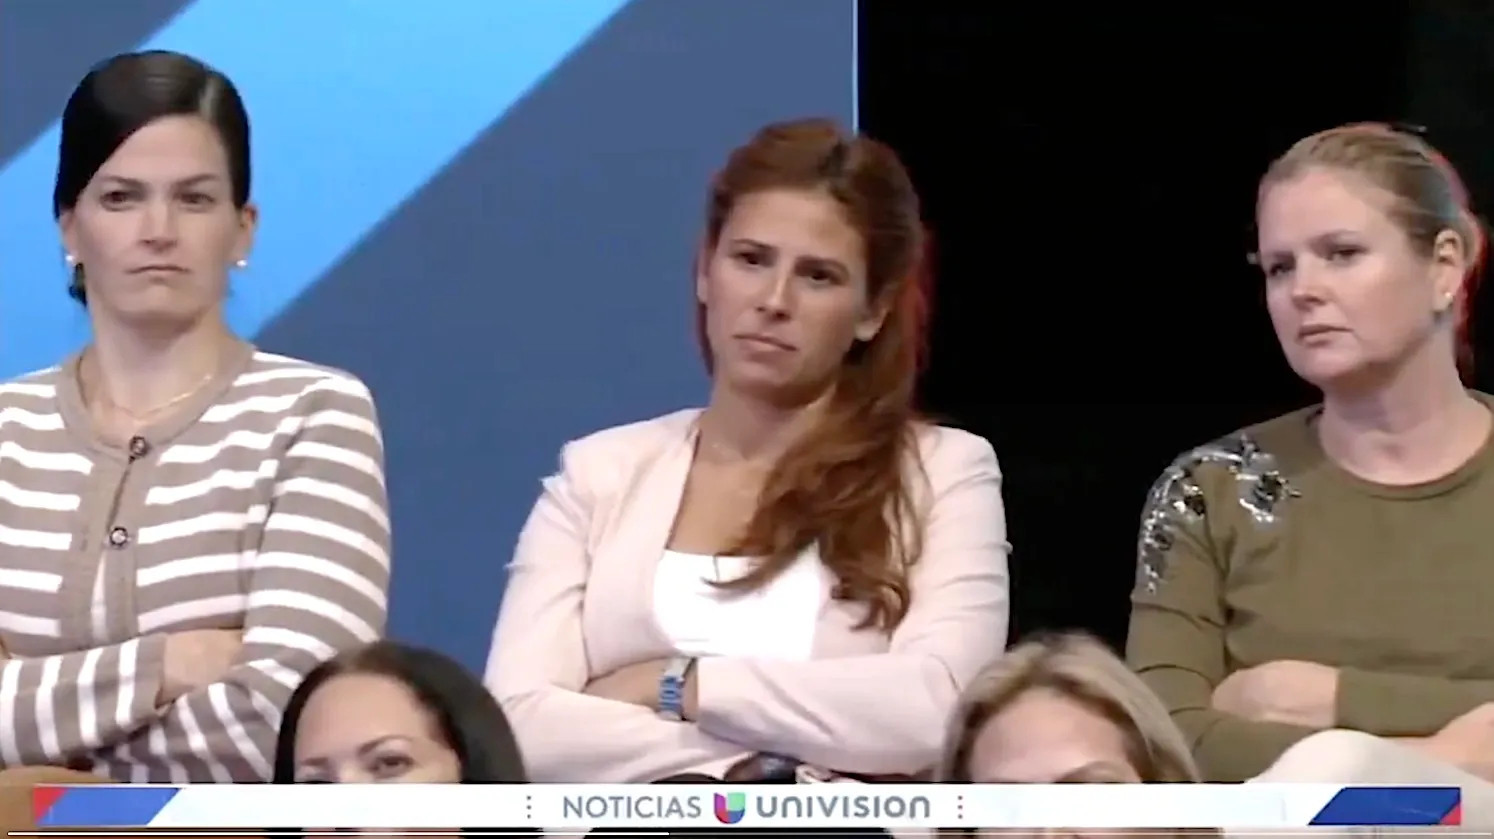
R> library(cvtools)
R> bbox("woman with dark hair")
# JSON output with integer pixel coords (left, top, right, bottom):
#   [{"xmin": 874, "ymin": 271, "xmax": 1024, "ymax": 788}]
[
  {"xmin": 0, "ymin": 50, "xmax": 390, "ymax": 782},
  {"xmin": 486, "ymin": 118, "xmax": 1010, "ymax": 787},
  {"xmin": 274, "ymin": 641, "xmax": 527, "ymax": 784}
]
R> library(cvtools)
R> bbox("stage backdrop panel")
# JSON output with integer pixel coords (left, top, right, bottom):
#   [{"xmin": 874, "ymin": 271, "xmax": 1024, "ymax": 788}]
[{"xmin": 0, "ymin": 0, "xmax": 856, "ymax": 670}]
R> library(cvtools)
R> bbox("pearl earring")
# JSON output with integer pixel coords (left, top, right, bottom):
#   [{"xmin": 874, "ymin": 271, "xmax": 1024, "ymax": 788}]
[
  {"xmin": 234, "ymin": 258, "xmax": 248, "ymax": 269},
  {"xmin": 64, "ymin": 254, "xmax": 76, "ymax": 266}
]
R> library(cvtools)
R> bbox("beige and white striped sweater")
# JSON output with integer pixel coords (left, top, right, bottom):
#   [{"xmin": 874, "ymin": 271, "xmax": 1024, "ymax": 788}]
[{"xmin": 0, "ymin": 341, "xmax": 390, "ymax": 781}]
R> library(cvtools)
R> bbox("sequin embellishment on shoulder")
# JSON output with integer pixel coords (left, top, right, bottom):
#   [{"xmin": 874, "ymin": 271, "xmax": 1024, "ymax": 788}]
[{"xmin": 1135, "ymin": 434, "xmax": 1299, "ymax": 594}]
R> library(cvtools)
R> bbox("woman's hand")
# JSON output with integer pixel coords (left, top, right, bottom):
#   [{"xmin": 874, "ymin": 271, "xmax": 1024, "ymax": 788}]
[
  {"xmin": 1410, "ymin": 702, "xmax": 1494, "ymax": 782},
  {"xmin": 584, "ymin": 658, "xmax": 699, "ymax": 719},
  {"xmin": 160, "ymin": 629, "xmax": 243, "ymax": 704},
  {"xmin": 1211, "ymin": 660, "xmax": 1339, "ymax": 728}
]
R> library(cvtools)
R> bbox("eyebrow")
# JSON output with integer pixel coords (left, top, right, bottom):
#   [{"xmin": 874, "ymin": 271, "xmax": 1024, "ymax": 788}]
[
  {"xmin": 727, "ymin": 238, "xmax": 850, "ymax": 274},
  {"xmin": 295, "ymin": 734, "xmax": 413, "ymax": 769},
  {"xmin": 1053, "ymin": 761, "xmax": 1130, "ymax": 782},
  {"xmin": 97, "ymin": 173, "xmax": 223, "ymax": 188}
]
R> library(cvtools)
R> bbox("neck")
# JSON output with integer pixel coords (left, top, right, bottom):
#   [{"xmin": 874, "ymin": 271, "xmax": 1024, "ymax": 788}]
[
  {"xmin": 698, "ymin": 382, "xmax": 832, "ymax": 463},
  {"xmin": 83, "ymin": 311, "xmax": 235, "ymax": 413},
  {"xmin": 1319, "ymin": 333, "xmax": 1479, "ymax": 471}
]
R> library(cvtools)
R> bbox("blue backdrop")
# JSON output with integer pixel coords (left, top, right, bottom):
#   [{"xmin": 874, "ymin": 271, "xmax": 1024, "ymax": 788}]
[{"xmin": 0, "ymin": 0, "xmax": 856, "ymax": 671}]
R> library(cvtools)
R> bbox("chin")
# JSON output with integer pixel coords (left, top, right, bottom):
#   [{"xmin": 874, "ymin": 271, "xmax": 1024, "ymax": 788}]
[
  {"xmin": 105, "ymin": 295, "xmax": 216, "ymax": 329},
  {"xmin": 718, "ymin": 367, "xmax": 823, "ymax": 406},
  {"xmin": 1289, "ymin": 356, "xmax": 1377, "ymax": 393}
]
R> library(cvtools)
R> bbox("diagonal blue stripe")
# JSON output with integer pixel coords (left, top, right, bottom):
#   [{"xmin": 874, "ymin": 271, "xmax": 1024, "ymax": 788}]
[
  {"xmin": 0, "ymin": 0, "xmax": 632, "ymax": 379},
  {"xmin": 1309, "ymin": 786, "xmax": 1460, "ymax": 826},
  {"xmin": 39, "ymin": 786, "xmax": 182, "ymax": 827}
]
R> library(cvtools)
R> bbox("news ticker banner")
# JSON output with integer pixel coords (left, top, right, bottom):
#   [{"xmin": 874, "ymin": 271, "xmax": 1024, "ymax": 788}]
[{"xmin": 29, "ymin": 784, "xmax": 1462, "ymax": 830}]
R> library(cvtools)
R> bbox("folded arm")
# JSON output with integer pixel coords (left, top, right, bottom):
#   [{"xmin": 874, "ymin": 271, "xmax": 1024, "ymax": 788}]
[
  {"xmin": 1126, "ymin": 487, "xmax": 1317, "ymax": 782},
  {"xmin": 692, "ymin": 433, "xmax": 1010, "ymax": 775},
  {"xmin": 485, "ymin": 441, "xmax": 745, "ymax": 783},
  {"xmin": 1337, "ymin": 668, "xmax": 1494, "ymax": 736},
  {"xmin": 7, "ymin": 378, "xmax": 392, "ymax": 777},
  {"xmin": 0, "ymin": 636, "xmax": 170, "ymax": 767}
]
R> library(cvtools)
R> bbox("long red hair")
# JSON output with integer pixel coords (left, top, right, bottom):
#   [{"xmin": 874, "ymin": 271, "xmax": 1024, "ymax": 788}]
[{"xmin": 695, "ymin": 118, "xmax": 932, "ymax": 631}]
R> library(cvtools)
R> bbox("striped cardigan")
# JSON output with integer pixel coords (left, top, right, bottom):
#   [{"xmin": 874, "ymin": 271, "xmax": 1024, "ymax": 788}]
[{"xmin": 0, "ymin": 341, "xmax": 391, "ymax": 781}]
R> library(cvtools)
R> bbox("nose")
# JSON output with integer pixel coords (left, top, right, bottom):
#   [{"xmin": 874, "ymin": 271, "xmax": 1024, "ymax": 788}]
[
  {"xmin": 137, "ymin": 196, "xmax": 179, "ymax": 248},
  {"xmin": 332, "ymin": 764, "xmax": 375, "ymax": 784},
  {"xmin": 755, "ymin": 269, "xmax": 795, "ymax": 317},
  {"xmin": 1286, "ymin": 257, "xmax": 1330, "ymax": 306}
]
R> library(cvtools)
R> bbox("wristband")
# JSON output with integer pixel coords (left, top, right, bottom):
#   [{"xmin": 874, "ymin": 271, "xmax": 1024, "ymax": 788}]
[{"xmin": 658, "ymin": 656, "xmax": 696, "ymax": 721}]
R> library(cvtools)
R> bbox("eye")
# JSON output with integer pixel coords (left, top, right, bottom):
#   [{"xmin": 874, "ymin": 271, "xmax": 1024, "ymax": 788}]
[
  {"xmin": 733, "ymin": 249, "xmax": 768, "ymax": 267},
  {"xmin": 1261, "ymin": 256, "xmax": 1293, "ymax": 280},
  {"xmin": 1327, "ymin": 245, "xmax": 1363, "ymax": 262},
  {"xmin": 100, "ymin": 190, "xmax": 135, "ymax": 208},
  {"xmin": 803, "ymin": 268, "xmax": 839, "ymax": 285},
  {"xmin": 368, "ymin": 753, "xmax": 413, "ymax": 780},
  {"xmin": 180, "ymin": 192, "xmax": 215, "ymax": 207}
]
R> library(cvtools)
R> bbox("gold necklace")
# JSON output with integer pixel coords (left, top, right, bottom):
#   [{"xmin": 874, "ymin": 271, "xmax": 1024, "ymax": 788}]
[
  {"xmin": 80, "ymin": 354, "xmax": 217, "ymax": 425},
  {"xmin": 99, "ymin": 371, "xmax": 215, "ymax": 422}
]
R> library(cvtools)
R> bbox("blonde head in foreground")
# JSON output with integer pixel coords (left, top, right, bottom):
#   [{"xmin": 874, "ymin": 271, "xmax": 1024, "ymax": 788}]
[{"xmin": 936, "ymin": 632, "xmax": 1203, "ymax": 839}]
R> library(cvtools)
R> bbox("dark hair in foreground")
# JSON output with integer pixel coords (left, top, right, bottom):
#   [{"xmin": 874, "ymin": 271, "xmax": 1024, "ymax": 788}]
[
  {"xmin": 53, "ymin": 49, "xmax": 251, "ymax": 304},
  {"xmin": 273, "ymin": 641, "xmax": 528, "ymax": 784}
]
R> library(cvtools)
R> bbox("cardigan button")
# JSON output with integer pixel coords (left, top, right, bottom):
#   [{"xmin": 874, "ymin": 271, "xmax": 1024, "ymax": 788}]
[{"xmin": 108, "ymin": 526, "xmax": 130, "ymax": 549}]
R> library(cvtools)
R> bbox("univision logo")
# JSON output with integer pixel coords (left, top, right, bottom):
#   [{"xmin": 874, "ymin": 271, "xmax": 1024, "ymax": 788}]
[{"xmin": 713, "ymin": 792, "xmax": 746, "ymax": 824}]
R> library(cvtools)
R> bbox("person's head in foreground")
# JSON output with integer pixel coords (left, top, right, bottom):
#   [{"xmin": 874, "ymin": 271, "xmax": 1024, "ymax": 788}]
[
  {"xmin": 936, "ymin": 632, "xmax": 1203, "ymax": 839},
  {"xmin": 274, "ymin": 641, "xmax": 527, "ymax": 784}
]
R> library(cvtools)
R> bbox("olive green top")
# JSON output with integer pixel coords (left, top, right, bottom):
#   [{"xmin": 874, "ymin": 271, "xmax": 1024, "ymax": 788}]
[{"xmin": 1127, "ymin": 394, "xmax": 1494, "ymax": 781}]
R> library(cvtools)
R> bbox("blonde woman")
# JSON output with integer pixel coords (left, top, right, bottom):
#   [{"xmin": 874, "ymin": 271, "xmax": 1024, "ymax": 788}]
[{"xmin": 936, "ymin": 632, "xmax": 1203, "ymax": 838}]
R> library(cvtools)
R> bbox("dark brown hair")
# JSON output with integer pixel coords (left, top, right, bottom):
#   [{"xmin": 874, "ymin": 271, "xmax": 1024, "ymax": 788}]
[
  {"xmin": 272, "ymin": 641, "xmax": 527, "ymax": 785},
  {"xmin": 1258, "ymin": 122, "xmax": 1487, "ymax": 375},
  {"xmin": 696, "ymin": 118, "xmax": 931, "ymax": 631}
]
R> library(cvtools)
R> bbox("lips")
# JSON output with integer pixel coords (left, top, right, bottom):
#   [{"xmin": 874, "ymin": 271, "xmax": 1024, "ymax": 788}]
[
  {"xmin": 1299, "ymin": 325, "xmax": 1345, "ymax": 338},
  {"xmin": 737, "ymin": 334, "xmax": 794, "ymax": 351},
  {"xmin": 129, "ymin": 265, "xmax": 187, "ymax": 274}
]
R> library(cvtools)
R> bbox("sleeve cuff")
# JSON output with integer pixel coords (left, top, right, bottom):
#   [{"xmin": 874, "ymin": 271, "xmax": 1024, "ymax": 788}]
[
  {"xmin": 1193, "ymin": 712, "xmax": 1317, "ymax": 782},
  {"xmin": 692, "ymin": 657, "xmax": 753, "ymax": 741},
  {"xmin": 133, "ymin": 634, "xmax": 170, "ymax": 713},
  {"xmin": 1336, "ymin": 667, "xmax": 1479, "ymax": 736}
]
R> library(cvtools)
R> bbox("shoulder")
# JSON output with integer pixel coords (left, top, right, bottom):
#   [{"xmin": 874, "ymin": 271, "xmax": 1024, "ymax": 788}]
[
  {"xmin": 551, "ymin": 408, "xmax": 700, "ymax": 487},
  {"xmin": 1137, "ymin": 408, "xmax": 1312, "ymax": 572},
  {"xmin": 0, "ymin": 366, "xmax": 65, "ymax": 444},
  {"xmin": 1149, "ymin": 406, "xmax": 1316, "ymax": 502},
  {"xmin": 563, "ymin": 408, "xmax": 699, "ymax": 460},
  {"xmin": 228, "ymin": 351, "xmax": 379, "ymax": 415},
  {"xmin": 910, "ymin": 423, "xmax": 1000, "ymax": 488},
  {"xmin": 0, "ymin": 364, "xmax": 63, "ymax": 407}
]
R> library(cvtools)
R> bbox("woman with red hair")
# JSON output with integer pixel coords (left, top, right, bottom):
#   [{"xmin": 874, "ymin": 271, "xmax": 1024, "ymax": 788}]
[{"xmin": 485, "ymin": 118, "xmax": 1010, "ymax": 785}]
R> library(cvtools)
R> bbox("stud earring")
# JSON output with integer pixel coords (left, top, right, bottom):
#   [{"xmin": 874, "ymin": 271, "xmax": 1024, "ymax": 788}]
[
  {"xmin": 234, "ymin": 258, "xmax": 248, "ymax": 269},
  {"xmin": 64, "ymin": 254, "xmax": 76, "ymax": 266}
]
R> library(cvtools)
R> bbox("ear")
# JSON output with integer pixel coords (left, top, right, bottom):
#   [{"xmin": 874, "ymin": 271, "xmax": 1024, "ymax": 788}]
[
  {"xmin": 58, "ymin": 210, "xmax": 78, "ymax": 260},
  {"xmin": 854, "ymin": 295, "xmax": 893, "ymax": 343},
  {"xmin": 695, "ymin": 238, "xmax": 714, "ymax": 306},
  {"xmin": 231, "ymin": 203, "xmax": 260, "ymax": 265},
  {"xmin": 1430, "ymin": 228, "xmax": 1468, "ymax": 312}
]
